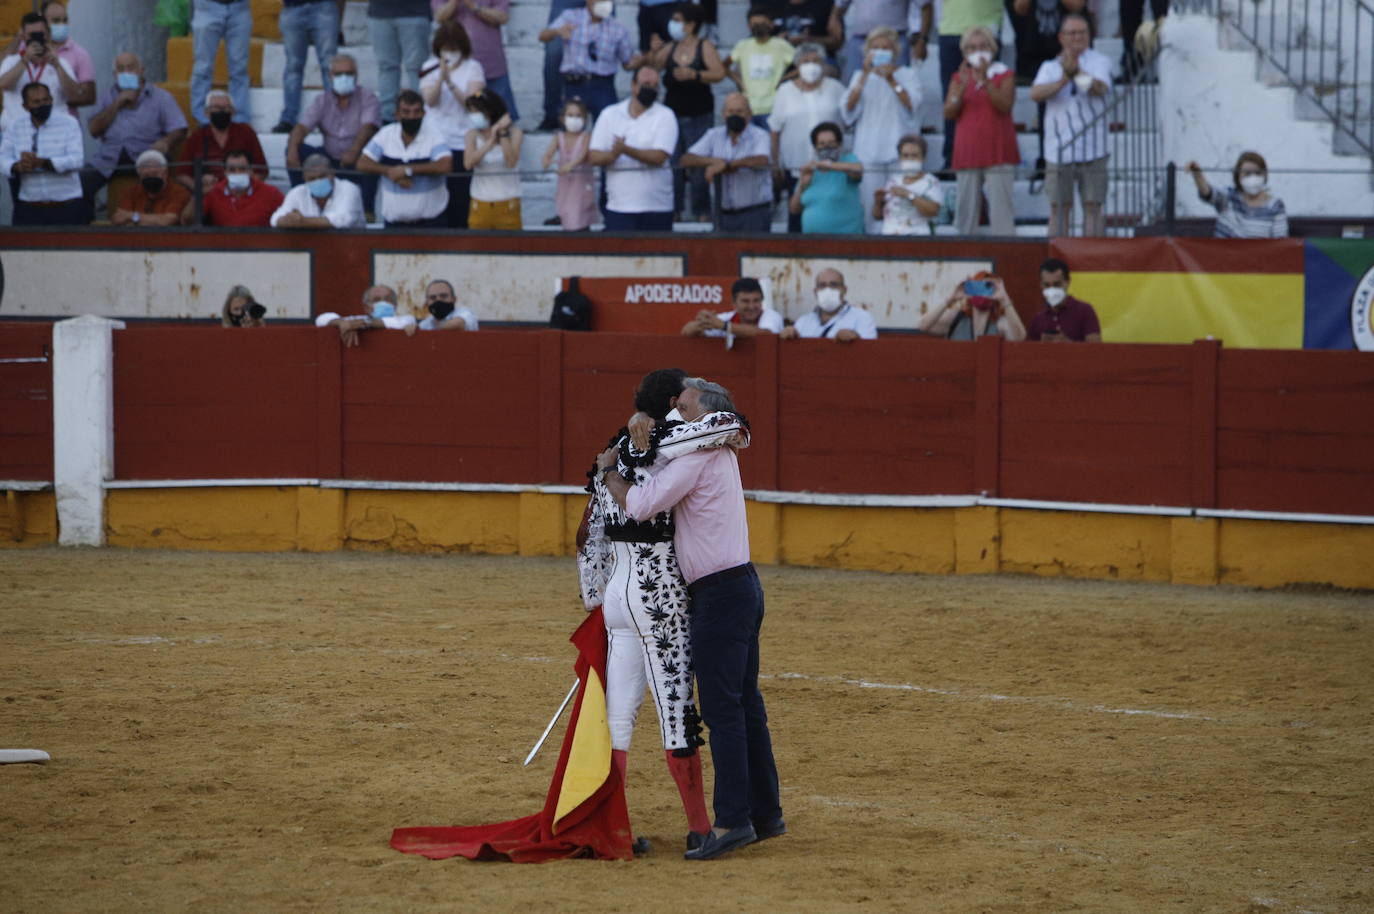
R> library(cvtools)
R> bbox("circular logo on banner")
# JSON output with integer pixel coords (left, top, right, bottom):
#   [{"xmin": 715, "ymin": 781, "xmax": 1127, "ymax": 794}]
[{"xmin": 1353, "ymin": 263, "xmax": 1374, "ymax": 351}]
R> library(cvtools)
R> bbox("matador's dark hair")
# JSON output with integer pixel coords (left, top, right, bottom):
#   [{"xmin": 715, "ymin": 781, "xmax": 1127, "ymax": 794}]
[{"xmin": 634, "ymin": 368, "xmax": 688, "ymax": 420}]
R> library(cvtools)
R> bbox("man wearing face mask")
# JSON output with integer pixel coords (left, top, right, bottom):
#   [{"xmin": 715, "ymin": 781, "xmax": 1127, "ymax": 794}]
[
  {"xmin": 286, "ymin": 54, "xmax": 381, "ymax": 213},
  {"xmin": 112, "ymin": 150, "xmax": 190, "ymax": 227},
  {"xmin": 191, "ymin": 148, "xmax": 285, "ymax": 227},
  {"xmin": 86, "ymin": 53, "xmax": 188, "ymax": 216},
  {"xmin": 316, "ymin": 284, "xmax": 419, "ymax": 347},
  {"xmin": 0, "ymin": 14, "xmax": 77, "ymax": 133},
  {"xmin": 540, "ymin": 0, "xmax": 640, "ymax": 121},
  {"xmin": 680, "ymin": 93, "xmax": 774, "ymax": 233},
  {"xmin": 357, "ymin": 89, "xmax": 453, "ymax": 228},
  {"xmin": 176, "ymin": 90, "xmax": 268, "ymax": 196},
  {"xmin": 780, "ymin": 267, "xmax": 878, "ymax": 341},
  {"xmin": 1026, "ymin": 257, "xmax": 1101, "ymax": 342},
  {"xmin": 40, "ymin": 2, "xmax": 95, "ymax": 115},
  {"xmin": 0, "ymin": 82, "xmax": 85, "ymax": 225},
  {"xmin": 587, "ymin": 66, "xmax": 678, "ymax": 232},
  {"xmin": 417, "ymin": 279, "xmax": 480, "ymax": 331},
  {"xmin": 270, "ymin": 154, "xmax": 365, "ymax": 229}
]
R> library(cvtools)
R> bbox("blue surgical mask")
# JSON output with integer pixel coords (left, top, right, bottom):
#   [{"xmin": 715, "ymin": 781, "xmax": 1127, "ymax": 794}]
[
  {"xmin": 667, "ymin": 20, "xmax": 685, "ymax": 41},
  {"xmin": 226, "ymin": 172, "xmax": 250, "ymax": 191},
  {"xmin": 332, "ymin": 73, "xmax": 356, "ymax": 96},
  {"xmin": 116, "ymin": 71, "xmax": 140, "ymax": 91},
  {"xmin": 871, "ymin": 48, "xmax": 894, "ymax": 67},
  {"xmin": 49, "ymin": 23, "xmax": 69, "ymax": 43},
  {"xmin": 307, "ymin": 177, "xmax": 333, "ymax": 198},
  {"xmin": 371, "ymin": 301, "xmax": 397, "ymax": 319}
]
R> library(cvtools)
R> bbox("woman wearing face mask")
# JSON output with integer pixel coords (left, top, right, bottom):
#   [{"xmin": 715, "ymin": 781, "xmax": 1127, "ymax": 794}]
[
  {"xmin": 769, "ymin": 42, "xmax": 845, "ymax": 233},
  {"xmin": 1186, "ymin": 152, "xmax": 1289, "ymax": 238},
  {"xmin": 840, "ymin": 27, "xmax": 922, "ymax": 234},
  {"xmin": 944, "ymin": 26, "xmax": 1019, "ymax": 236},
  {"xmin": 873, "ymin": 134, "xmax": 943, "ymax": 235},
  {"xmin": 647, "ymin": 3, "xmax": 726, "ymax": 222},
  {"xmin": 789, "ymin": 120, "xmax": 863, "ymax": 233},
  {"xmin": 463, "ymin": 88, "xmax": 523, "ymax": 230},
  {"xmin": 419, "ymin": 20, "xmax": 486, "ymax": 228},
  {"xmin": 918, "ymin": 273, "xmax": 1027, "ymax": 340},
  {"xmin": 542, "ymin": 98, "xmax": 598, "ymax": 231},
  {"xmin": 219, "ymin": 285, "xmax": 266, "ymax": 328}
]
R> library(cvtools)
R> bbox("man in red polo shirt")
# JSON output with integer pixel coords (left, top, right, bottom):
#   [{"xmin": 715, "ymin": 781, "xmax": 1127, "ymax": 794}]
[
  {"xmin": 1026, "ymin": 257, "xmax": 1103, "ymax": 342},
  {"xmin": 174, "ymin": 89, "xmax": 267, "ymax": 196},
  {"xmin": 193, "ymin": 148, "xmax": 284, "ymax": 226}
]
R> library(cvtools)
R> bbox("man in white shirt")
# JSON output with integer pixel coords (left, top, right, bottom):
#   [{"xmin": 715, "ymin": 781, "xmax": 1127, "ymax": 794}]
[
  {"xmin": 0, "ymin": 14, "xmax": 76, "ymax": 132},
  {"xmin": 588, "ymin": 66, "xmax": 678, "ymax": 232},
  {"xmin": 315, "ymin": 284, "xmax": 418, "ymax": 347},
  {"xmin": 417, "ymin": 279, "xmax": 479, "ymax": 331},
  {"xmin": 271, "ymin": 154, "xmax": 365, "ymax": 229},
  {"xmin": 682, "ymin": 277, "xmax": 785, "ymax": 338},
  {"xmin": 1029, "ymin": 14, "xmax": 1111, "ymax": 238},
  {"xmin": 781, "ymin": 267, "xmax": 879, "ymax": 341},
  {"xmin": 356, "ymin": 89, "xmax": 452, "ymax": 228},
  {"xmin": 681, "ymin": 93, "xmax": 773, "ymax": 233},
  {"xmin": 0, "ymin": 82, "xmax": 85, "ymax": 225}
]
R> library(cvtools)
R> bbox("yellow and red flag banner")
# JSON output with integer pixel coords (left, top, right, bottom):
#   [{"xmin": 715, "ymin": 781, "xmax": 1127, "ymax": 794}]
[{"xmin": 390, "ymin": 609, "xmax": 634, "ymax": 863}]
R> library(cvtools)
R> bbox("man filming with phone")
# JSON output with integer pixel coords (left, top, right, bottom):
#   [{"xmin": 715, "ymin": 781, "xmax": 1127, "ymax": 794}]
[
  {"xmin": 1026, "ymin": 257, "xmax": 1102, "ymax": 343},
  {"xmin": 0, "ymin": 13, "xmax": 78, "ymax": 132}
]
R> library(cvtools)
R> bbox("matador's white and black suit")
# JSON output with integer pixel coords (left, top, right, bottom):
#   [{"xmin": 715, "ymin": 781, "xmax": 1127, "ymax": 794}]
[{"xmin": 577, "ymin": 410, "xmax": 750, "ymax": 838}]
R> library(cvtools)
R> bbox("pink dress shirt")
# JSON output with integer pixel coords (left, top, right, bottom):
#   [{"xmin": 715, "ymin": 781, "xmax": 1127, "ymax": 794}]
[{"xmin": 625, "ymin": 447, "xmax": 750, "ymax": 585}]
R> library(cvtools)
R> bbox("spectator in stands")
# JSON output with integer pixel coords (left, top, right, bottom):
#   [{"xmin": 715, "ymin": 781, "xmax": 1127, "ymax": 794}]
[
  {"xmin": 358, "ymin": 89, "xmax": 453, "ymax": 228},
  {"xmin": 317, "ymin": 284, "xmax": 419, "ymax": 346},
  {"xmin": 781, "ymin": 267, "xmax": 877, "ymax": 340},
  {"xmin": 418, "ymin": 278, "xmax": 479, "ymax": 330},
  {"xmin": 873, "ymin": 134, "xmax": 942, "ymax": 234},
  {"xmin": 834, "ymin": 0, "xmax": 910, "ymax": 78},
  {"xmin": 0, "ymin": 82, "xmax": 85, "ymax": 225},
  {"xmin": 285, "ymin": 54, "xmax": 381, "ymax": 211},
  {"xmin": 936, "ymin": 0, "xmax": 1003, "ymax": 168},
  {"xmin": 271, "ymin": 154, "xmax": 365, "ymax": 228},
  {"xmin": 917, "ymin": 272, "xmax": 1027, "ymax": 339},
  {"xmin": 192, "ymin": 148, "xmax": 286, "ymax": 227},
  {"xmin": 190, "ymin": 0, "xmax": 251, "ymax": 126},
  {"xmin": 638, "ymin": 0, "xmax": 678, "ymax": 53},
  {"xmin": 0, "ymin": 14, "xmax": 77, "ymax": 132},
  {"xmin": 648, "ymin": 2, "xmax": 725, "ymax": 223},
  {"xmin": 538, "ymin": 0, "xmax": 593, "ymax": 130},
  {"xmin": 726, "ymin": 6, "xmax": 796, "ymax": 126},
  {"xmin": 40, "ymin": 2, "xmax": 95, "ymax": 113},
  {"xmin": 87, "ymin": 53, "xmax": 188, "ymax": 206},
  {"xmin": 769, "ymin": 43, "xmax": 844, "ymax": 232},
  {"xmin": 681, "ymin": 93, "xmax": 773, "ymax": 232},
  {"xmin": 221, "ymin": 285, "xmax": 267, "ymax": 327},
  {"xmin": 789, "ymin": 120, "xmax": 863, "ymax": 233},
  {"xmin": 1030, "ymin": 13, "xmax": 1110, "ymax": 237},
  {"xmin": 112, "ymin": 150, "xmax": 190, "ymax": 227},
  {"xmin": 945, "ymin": 26, "xmax": 1018, "ymax": 235},
  {"xmin": 539, "ymin": 0, "xmax": 639, "ymax": 120},
  {"xmin": 681, "ymin": 276, "xmax": 785, "ymax": 337},
  {"xmin": 1186, "ymin": 152, "xmax": 1289, "ymax": 239},
  {"xmin": 433, "ymin": 0, "xmax": 518, "ymax": 122},
  {"xmin": 841, "ymin": 26, "xmax": 922, "ymax": 233},
  {"xmin": 176, "ymin": 90, "xmax": 268, "ymax": 196},
  {"xmin": 420, "ymin": 20, "xmax": 485, "ymax": 228},
  {"xmin": 588, "ymin": 66, "xmax": 678, "ymax": 231},
  {"xmin": 369, "ymin": 0, "xmax": 433, "ymax": 123},
  {"xmin": 767, "ymin": 0, "xmax": 843, "ymax": 58},
  {"xmin": 1026, "ymin": 257, "xmax": 1101, "ymax": 341},
  {"xmin": 542, "ymin": 97, "xmax": 597, "ymax": 231},
  {"xmin": 1120, "ymin": 0, "xmax": 1167, "ymax": 79},
  {"xmin": 274, "ymin": 0, "xmax": 341, "ymax": 133},
  {"xmin": 1008, "ymin": 0, "xmax": 1083, "ymax": 83},
  {"xmin": 464, "ymin": 88, "xmax": 523, "ymax": 229}
]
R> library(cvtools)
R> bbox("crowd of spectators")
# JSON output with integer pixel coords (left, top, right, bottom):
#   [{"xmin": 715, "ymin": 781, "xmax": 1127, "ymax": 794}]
[{"xmin": 0, "ymin": 0, "xmax": 1288, "ymax": 239}]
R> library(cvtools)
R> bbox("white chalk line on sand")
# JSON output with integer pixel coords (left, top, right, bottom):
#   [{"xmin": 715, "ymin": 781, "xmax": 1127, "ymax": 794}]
[{"xmin": 765, "ymin": 671, "xmax": 1218, "ymax": 722}]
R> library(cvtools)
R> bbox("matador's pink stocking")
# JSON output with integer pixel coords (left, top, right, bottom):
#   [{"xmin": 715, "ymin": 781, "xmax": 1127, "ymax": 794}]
[{"xmin": 665, "ymin": 750, "xmax": 711, "ymax": 834}]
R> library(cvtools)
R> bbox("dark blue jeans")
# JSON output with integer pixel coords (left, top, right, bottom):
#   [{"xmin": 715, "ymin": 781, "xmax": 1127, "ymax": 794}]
[
  {"xmin": 603, "ymin": 209, "xmax": 673, "ymax": 231},
  {"xmin": 542, "ymin": 0, "xmax": 588, "ymax": 123},
  {"xmin": 938, "ymin": 34, "xmax": 963, "ymax": 170},
  {"xmin": 688, "ymin": 564, "xmax": 782, "ymax": 830}
]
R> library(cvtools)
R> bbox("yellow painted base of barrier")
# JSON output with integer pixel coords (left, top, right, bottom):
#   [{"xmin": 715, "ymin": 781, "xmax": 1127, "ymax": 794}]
[
  {"xmin": 3, "ymin": 487, "xmax": 1371, "ymax": 591},
  {"xmin": 0, "ymin": 491, "xmax": 57, "ymax": 546}
]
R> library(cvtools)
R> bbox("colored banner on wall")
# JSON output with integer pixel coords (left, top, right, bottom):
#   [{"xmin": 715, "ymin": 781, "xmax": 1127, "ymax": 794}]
[
  {"xmin": 1303, "ymin": 239, "xmax": 1374, "ymax": 351},
  {"xmin": 1050, "ymin": 238, "xmax": 1306, "ymax": 348}
]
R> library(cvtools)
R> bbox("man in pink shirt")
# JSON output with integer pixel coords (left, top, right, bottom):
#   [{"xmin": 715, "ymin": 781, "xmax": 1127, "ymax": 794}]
[{"xmin": 597, "ymin": 376, "xmax": 784, "ymax": 862}]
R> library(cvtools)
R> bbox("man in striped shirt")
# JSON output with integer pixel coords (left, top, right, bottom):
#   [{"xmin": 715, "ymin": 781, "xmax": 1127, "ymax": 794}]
[
  {"xmin": 1030, "ymin": 13, "xmax": 1111, "ymax": 237},
  {"xmin": 0, "ymin": 82, "xmax": 85, "ymax": 225}
]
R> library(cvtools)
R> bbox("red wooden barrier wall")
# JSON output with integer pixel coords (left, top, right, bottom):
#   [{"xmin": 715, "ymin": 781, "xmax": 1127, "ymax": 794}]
[{"xmin": 0, "ymin": 323, "xmax": 52, "ymax": 481}]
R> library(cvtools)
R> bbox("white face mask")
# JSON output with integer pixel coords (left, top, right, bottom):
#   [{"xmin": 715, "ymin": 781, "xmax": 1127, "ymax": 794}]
[
  {"xmin": 966, "ymin": 50, "xmax": 993, "ymax": 68},
  {"xmin": 1043, "ymin": 287, "xmax": 1067, "ymax": 308},
  {"xmin": 899, "ymin": 159, "xmax": 923, "ymax": 173},
  {"xmin": 592, "ymin": 1, "xmax": 613, "ymax": 18},
  {"xmin": 1239, "ymin": 174, "xmax": 1266, "ymax": 195},
  {"xmin": 468, "ymin": 111, "xmax": 489, "ymax": 130},
  {"xmin": 816, "ymin": 287, "xmax": 842, "ymax": 310},
  {"xmin": 226, "ymin": 172, "xmax": 250, "ymax": 191},
  {"xmin": 564, "ymin": 115, "xmax": 585, "ymax": 133},
  {"xmin": 1073, "ymin": 72, "xmax": 1094, "ymax": 91},
  {"xmin": 798, "ymin": 62, "xmax": 823, "ymax": 85}
]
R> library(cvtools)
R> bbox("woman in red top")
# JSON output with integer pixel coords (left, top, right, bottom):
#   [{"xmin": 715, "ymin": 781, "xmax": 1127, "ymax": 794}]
[{"xmin": 943, "ymin": 26, "xmax": 1019, "ymax": 236}]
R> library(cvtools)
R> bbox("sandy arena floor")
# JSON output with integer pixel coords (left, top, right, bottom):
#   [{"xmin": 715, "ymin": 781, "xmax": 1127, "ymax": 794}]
[{"xmin": 1, "ymin": 548, "xmax": 1371, "ymax": 913}]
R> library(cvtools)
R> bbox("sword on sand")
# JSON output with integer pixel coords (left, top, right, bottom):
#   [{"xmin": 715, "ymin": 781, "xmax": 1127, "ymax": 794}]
[{"xmin": 523, "ymin": 679, "xmax": 579, "ymax": 767}]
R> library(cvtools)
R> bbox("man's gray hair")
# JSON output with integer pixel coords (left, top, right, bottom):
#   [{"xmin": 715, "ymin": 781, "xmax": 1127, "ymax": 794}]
[
  {"xmin": 302, "ymin": 153, "xmax": 333, "ymax": 172},
  {"xmin": 683, "ymin": 377, "xmax": 735, "ymax": 413},
  {"xmin": 204, "ymin": 88, "xmax": 232, "ymax": 109},
  {"xmin": 330, "ymin": 53, "xmax": 357, "ymax": 70},
  {"xmin": 794, "ymin": 41, "xmax": 826, "ymax": 62}
]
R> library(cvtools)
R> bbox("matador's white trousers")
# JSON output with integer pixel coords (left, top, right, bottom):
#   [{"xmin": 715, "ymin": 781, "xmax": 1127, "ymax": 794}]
[{"xmin": 601, "ymin": 539, "xmax": 697, "ymax": 753}]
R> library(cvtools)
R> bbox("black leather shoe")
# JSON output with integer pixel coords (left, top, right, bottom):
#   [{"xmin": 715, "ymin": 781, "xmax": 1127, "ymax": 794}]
[
  {"xmin": 271, "ymin": 121, "xmax": 294, "ymax": 134},
  {"xmin": 683, "ymin": 824, "xmax": 756, "ymax": 860},
  {"xmin": 753, "ymin": 818, "xmax": 787, "ymax": 841},
  {"xmin": 685, "ymin": 831, "xmax": 708, "ymax": 852},
  {"xmin": 631, "ymin": 836, "xmax": 651, "ymax": 856}
]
